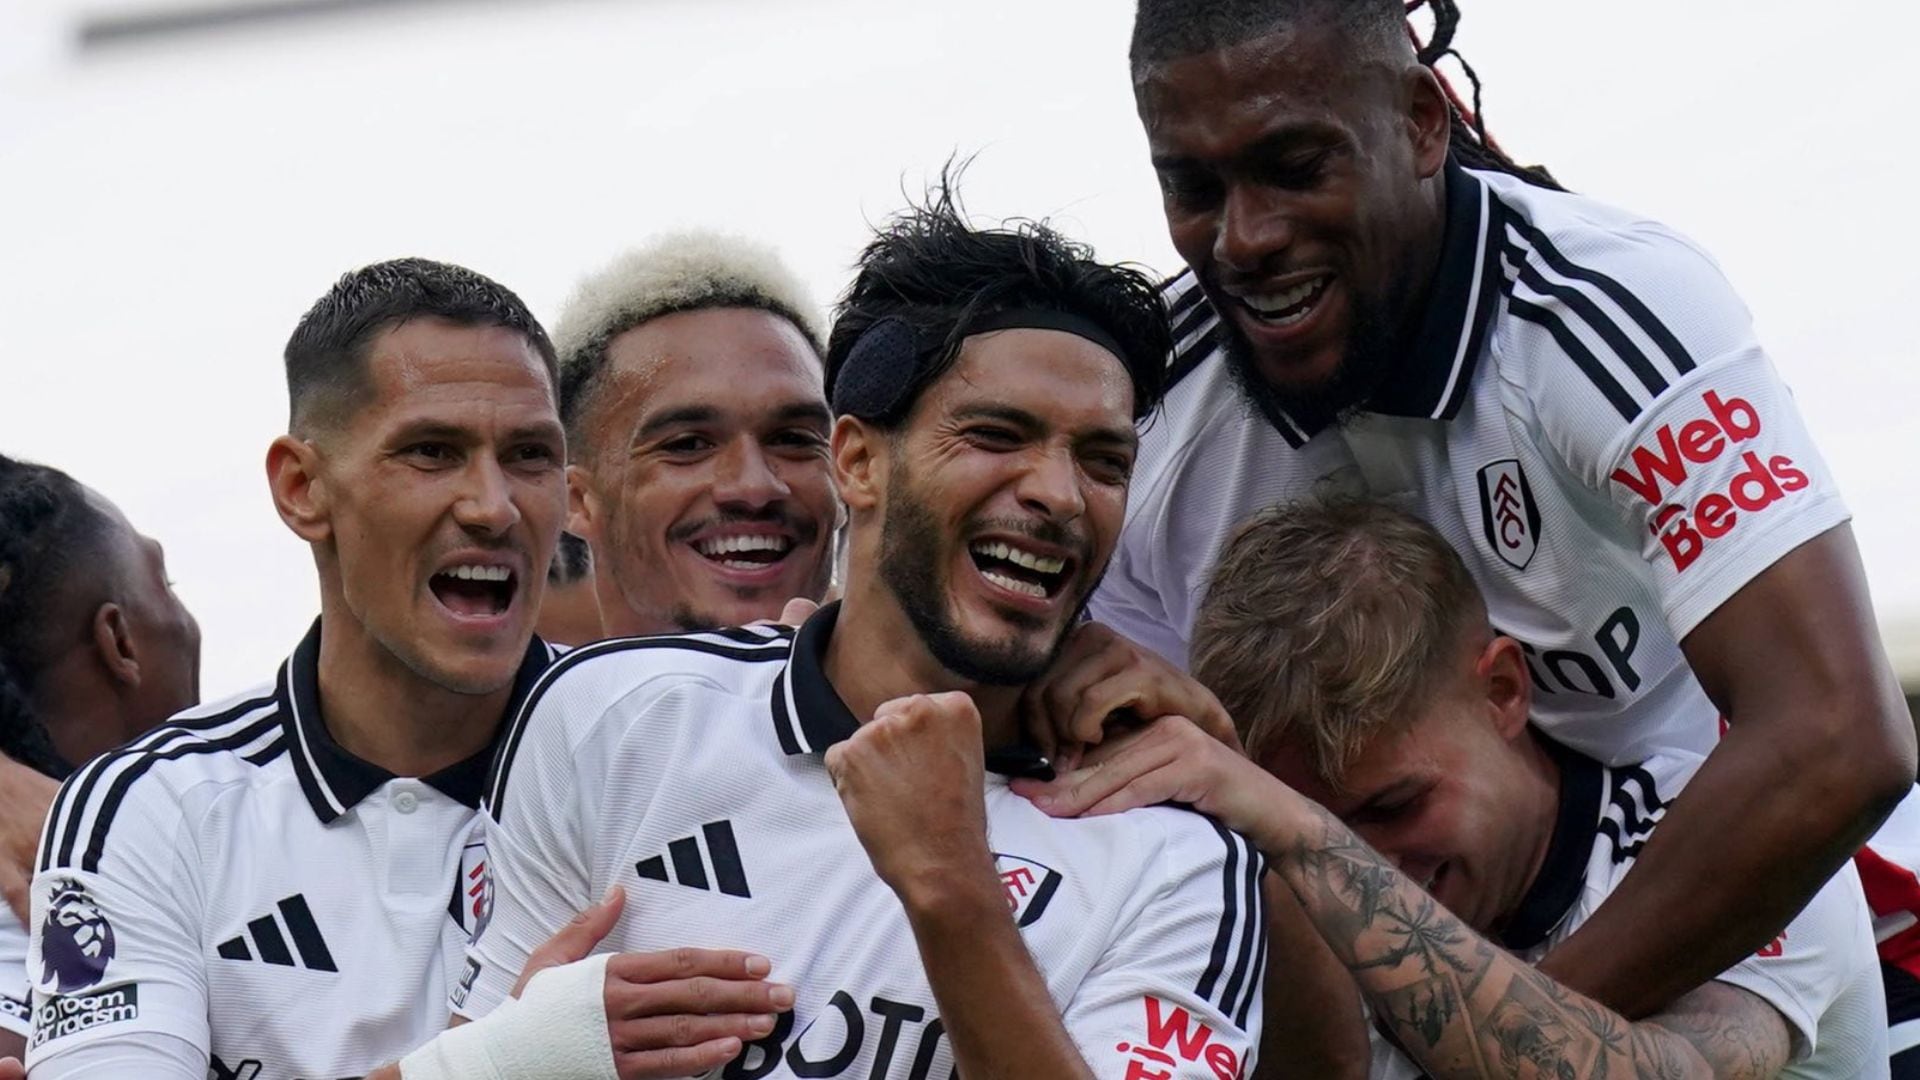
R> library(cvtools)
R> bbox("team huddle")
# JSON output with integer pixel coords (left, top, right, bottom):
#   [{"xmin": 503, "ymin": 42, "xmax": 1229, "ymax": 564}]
[{"xmin": 0, "ymin": 1, "xmax": 1914, "ymax": 1078}]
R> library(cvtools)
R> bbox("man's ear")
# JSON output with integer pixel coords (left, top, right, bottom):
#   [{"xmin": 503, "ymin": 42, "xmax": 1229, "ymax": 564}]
[
  {"xmin": 831, "ymin": 416, "xmax": 885, "ymax": 515},
  {"xmin": 566, "ymin": 464, "xmax": 599, "ymax": 541},
  {"xmin": 1406, "ymin": 65, "xmax": 1451, "ymax": 180},
  {"xmin": 1477, "ymin": 634, "xmax": 1532, "ymax": 742},
  {"xmin": 91, "ymin": 603, "xmax": 141, "ymax": 689},
  {"xmin": 267, "ymin": 435, "xmax": 331, "ymax": 544}
]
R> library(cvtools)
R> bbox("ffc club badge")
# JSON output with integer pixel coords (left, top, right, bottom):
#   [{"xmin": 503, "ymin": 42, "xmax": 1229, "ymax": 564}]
[{"xmin": 1476, "ymin": 459, "xmax": 1542, "ymax": 570}]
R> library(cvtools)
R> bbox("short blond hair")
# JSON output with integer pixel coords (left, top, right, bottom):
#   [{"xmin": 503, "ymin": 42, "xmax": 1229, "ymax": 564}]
[
  {"xmin": 1190, "ymin": 499, "xmax": 1487, "ymax": 787},
  {"xmin": 553, "ymin": 231, "xmax": 823, "ymax": 449}
]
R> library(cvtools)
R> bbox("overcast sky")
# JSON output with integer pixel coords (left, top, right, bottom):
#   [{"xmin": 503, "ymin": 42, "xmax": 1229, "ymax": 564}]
[{"xmin": 2, "ymin": 0, "xmax": 1915, "ymax": 698}]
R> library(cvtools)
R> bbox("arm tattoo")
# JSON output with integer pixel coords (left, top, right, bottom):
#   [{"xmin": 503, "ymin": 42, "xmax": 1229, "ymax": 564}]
[{"xmin": 1269, "ymin": 802, "xmax": 1784, "ymax": 1079}]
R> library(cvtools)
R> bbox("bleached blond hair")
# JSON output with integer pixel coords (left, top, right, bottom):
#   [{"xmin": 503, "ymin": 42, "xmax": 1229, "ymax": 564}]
[{"xmin": 553, "ymin": 231, "xmax": 824, "ymax": 447}]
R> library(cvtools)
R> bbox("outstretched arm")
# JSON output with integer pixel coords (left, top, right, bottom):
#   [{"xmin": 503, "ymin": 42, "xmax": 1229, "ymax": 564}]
[{"xmin": 1019, "ymin": 716, "xmax": 1795, "ymax": 1079}]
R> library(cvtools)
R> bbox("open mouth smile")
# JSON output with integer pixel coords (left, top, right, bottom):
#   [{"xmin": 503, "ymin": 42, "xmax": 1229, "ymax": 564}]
[
  {"xmin": 968, "ymin": 538, "xmax": 1072, "ymax": 601},
  {"xmin": 429, "ymin": 562, "xmax": 517, "ymax": 619},
  {"xmin": 691, "ymin": 532, "xmax": 796, "ymax": 572},
  {"xmin": 1232, "ymin": 273, "xmax": 1332, "ymax": 328}
]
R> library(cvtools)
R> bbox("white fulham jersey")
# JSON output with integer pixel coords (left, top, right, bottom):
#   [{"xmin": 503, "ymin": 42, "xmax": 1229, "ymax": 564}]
[
  {"xmin": 0, "ymin": 906, "xmax": 26, "ymax": 1039},
  {"xmin": 460, "ymin": 604, "xmax": 1267, "ymax": 1079},
  {"xmin": 1097, "ymin": 158, "xmax": 1849, "ymax": 765},
  {"xmin": 24, "ymin": 620, "xmax": 556, "ymax": 1079},
  {"xmin": 1368, "ymin": 742, "xmax": 1887, "ymax": 1079}
]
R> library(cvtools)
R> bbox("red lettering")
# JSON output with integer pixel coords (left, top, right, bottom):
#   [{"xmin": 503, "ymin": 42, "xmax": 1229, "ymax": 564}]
[
  {"xmin": 1000, "ymin": 866, "xmax": 1036, "ymax": 911},
  {"xmin": 1118, "ymin": 1042, "xmax": 1175, "ymax": 1080},
  {"xmin": 1728, "ymin": 451, "xmax": 1784, "ymax": 512},
  {"xmin": 1706, "ymin": 390, "xmax": 1761, "ymax": 441},
  {"xmin": 1770, "ymin": 455, "xmax": 1809, "ymax": 492},
  {"xmin": 1678, "ymin": 419, "xmax": 1724, "ymax": 463},
  {"xmin": 1204, "ymin": 1042, "xmax": 1241, "ymax": 1080},
  {"xmin": 1610, "ymin": 425, "xmax": 1687, "ymax": 505},
  {"xmin": 1654, "ymin": 505, "xmax": 1703, "ymax": 572},
  {"xmin": 1695, "ymin": 493, "xmax": 1735, "ymax": 539},
  {"xmin": 1757, "ymin": 932, "xmax": 1786, "ymax": 959},
  {"xmin": 1144, "ymin": 997, "xmax": 1214, "ymax": 1061}
]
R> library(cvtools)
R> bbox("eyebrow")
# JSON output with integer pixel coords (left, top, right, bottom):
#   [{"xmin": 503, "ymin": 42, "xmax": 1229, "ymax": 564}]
[
  {"xmin": 632, "ymin": 399, "xmax": 831, "ymax": 444},
  {"xmin": 1150, "ymin": 119, "xmax": 1348, "ymax": 172},
  {"xmin": 388, "ymin": 418, "xmax": 563, "ymax": 445}
]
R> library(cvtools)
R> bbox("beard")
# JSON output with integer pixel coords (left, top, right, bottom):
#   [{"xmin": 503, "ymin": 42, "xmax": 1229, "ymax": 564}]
[
  {"xmin": 877, "ymin": 465, "xmax": 1086, "ymax": 687},
  {"xmin": 1217, "ymin": 282, "xmax": 1398, "ymax": 435}
]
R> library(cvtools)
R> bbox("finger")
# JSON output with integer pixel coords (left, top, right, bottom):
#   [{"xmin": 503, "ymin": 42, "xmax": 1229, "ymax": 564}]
[
  {"xmin": 1035, "ymin": 637, "xmax": 1132, "ymax": 750},
  {"xmin": 615, "ymin": 1035, "xmax": 747, "ymax": 1080},
  {"xmin": 611, "ymin": 1010, "xmax": 781, "ymax": 1053},
  {"xmin": 606, "ymin": 946, "xmax": 773, "ymax": 985},
  {"xmin": 515, "ymin": 887, "xmax": 629, "ymax": 996},
  {"xmin": 0, "ymin": 1057, "xmax": 21, "ymax": 1080},
  {"xmin": 1021, "ymin": 727, "xmax": 1176, "ymax": 817},
  {"xmin": 778, "ymin": 597, "xmax": 820, "ymax": 625},
  {"xmin": 612, "ymin": 976, "xmax": 796, "ymax": 1020}
]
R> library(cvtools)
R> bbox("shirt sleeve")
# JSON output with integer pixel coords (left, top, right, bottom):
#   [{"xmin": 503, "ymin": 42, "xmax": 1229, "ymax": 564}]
[
  {"xmin": 1063, "ymin": 815, "xmax": 1266, "ymax": 1079},
  {"xmin": 24, "ymin": 770, "xmax": 210, "ymax": 1071},
  {"xmin": 452, "ymin": 684, "xmax": 601, "ymax": 1022},
  {"xmin": 1514, "ymin": 222, "xmax": 1849, "ymax": 640},
  {"xmin": 1710, "ymin": 861, "xmax": 1881, "ymax": 1065}
]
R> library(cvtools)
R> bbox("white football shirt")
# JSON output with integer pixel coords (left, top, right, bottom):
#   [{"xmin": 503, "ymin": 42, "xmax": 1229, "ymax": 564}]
[
  {"xmin": 0, "ymin": 906, "xmax": 26, "ymax": 1040},
  {"xmin": 1092, "ymin": 156, "xmax": 1920, "ymax": 961},
  {"xmin": 1366, "ymin": 743, "xmax": 1887, "ymax": 1079},
  {"xmin": 24, "ymin": 620, "xmax": 555, "ymax": 1079},
  {"xmin": 460, "ymin": 605, "xmax": 1268, "ymax": 1079}
]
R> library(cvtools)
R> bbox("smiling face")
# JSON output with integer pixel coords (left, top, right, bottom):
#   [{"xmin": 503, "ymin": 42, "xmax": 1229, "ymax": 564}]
[
  {"xmin": 1135, "ymin": 20, "xmax": 1448, "ymax": 422},
  {"xmin": 1262, "ymin": 636, "xmax": 1556, "ymax": 936},
  {"xmin": 570, "ymin": 307, "xmax": 835, "ymax": 635},
  {"xmin": 855, "ymin": 328, "xmax": 1137, "ymax": 685},
  {"xmin": 307, "ymin": 317, "xmax": 565, "ymax": 694}
]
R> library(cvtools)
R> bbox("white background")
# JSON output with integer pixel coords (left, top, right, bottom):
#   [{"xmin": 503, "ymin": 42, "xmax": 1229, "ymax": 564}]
[{"xmin": 2, "ymin": 0, "xmax": 1916, "ymax": 699}]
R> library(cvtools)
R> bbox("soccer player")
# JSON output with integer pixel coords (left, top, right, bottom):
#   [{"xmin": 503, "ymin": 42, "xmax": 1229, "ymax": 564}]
[
  {"xmin": 453, "ymin": 195, "xmax": 1268, "ymax": 1078},
  {"xmin": 1026, "ymin": 499, "xmax": 1888, "ymax": 1078},
  {"xmin": 24, "ymin": 259, "xmax": 785, "ymax": 1078},
  {"xmin": 1094, "ymin": 0, "xmax": 1918, "ymax": 1030},
  {"xmin": 0, "ymin": 454, "xmax": 201, "ymax": 1059},
  {"xmin": 554, "ymin": 232, "xmax": 838, "ymax": 637}
]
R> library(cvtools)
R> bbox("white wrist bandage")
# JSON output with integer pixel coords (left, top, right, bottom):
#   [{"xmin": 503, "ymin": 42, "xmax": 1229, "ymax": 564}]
[{"xmin": 400, "ymin": 953, "xmax": 618, "ymax": 1080}]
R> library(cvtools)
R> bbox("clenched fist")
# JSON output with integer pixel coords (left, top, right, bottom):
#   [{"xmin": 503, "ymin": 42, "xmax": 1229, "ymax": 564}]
[{"xmin": 825, "ymin": 692, "xmax": 997, "ymax": 909}]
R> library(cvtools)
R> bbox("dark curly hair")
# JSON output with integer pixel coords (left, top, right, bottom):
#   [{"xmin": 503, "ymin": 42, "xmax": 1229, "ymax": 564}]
[
  {"xmin": 0, "ymin": 454, "xmax": 107, "ymax": 778},
  {"xmin": 825, "ymin": 178, "xmax": 1172, "ymax": 427}
]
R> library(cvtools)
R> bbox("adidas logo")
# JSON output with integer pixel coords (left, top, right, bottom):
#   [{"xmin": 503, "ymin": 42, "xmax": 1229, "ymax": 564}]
[
  {"xmin": 215, "ymin": 894, "xmax": 336, "ymax": 972},
  {"xmin": 636, "ymin": 820, "xmax": 750, "ymax": 898}
]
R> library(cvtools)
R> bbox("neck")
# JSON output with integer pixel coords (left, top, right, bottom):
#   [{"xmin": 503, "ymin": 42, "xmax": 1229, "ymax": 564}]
[
  {"xmin": 32, "ymin": 660, "xmax": 134, "ymax": 767},
  {"xmin": 314, "ymin": 612, "xmax": 511, "ymax": 779},
  {"xmin": 1390, "ymin": 167, "xmax": 1453, "ymax": 359},
  {"xmin": 822, "ymin": 587, "xmax": 1024, "ymax": 748},
  {"xmin": 1496, "ymin": 729, "xmax": 1568, "ymax": 932}
]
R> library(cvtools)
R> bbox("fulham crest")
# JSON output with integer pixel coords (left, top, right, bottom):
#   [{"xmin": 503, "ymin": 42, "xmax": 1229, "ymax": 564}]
[{"xmin": 1477, "ymin": 459, "xmax": 1542, "ymax": 570}]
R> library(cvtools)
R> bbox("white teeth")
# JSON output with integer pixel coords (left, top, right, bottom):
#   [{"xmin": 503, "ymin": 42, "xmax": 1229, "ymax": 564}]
[
  {"xmin": 969, "ymin": 541, "xmax": 1065, "ymax": 575},
  {"xmin": 1240, "ymin": 276, "xmax": 1327, "ymax": 321},
  {"xmin": 695, "ymin": 534, "xmax": 793, "ymax": 557},
  {"xmin": 981, "ymin": 570, "xmax": 1048, "ymax": 598},
  {"xmin": 439, "ymin": 565, "xmax": 510, "ymax": 582}
]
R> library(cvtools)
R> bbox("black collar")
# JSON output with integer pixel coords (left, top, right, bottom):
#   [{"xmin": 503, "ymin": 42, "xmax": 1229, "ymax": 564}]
[
  {"xmin": 768, "ymin": 602, "xmax": 1054, "ymax": 779},
  {"xmin": 276, "ymin": 618, "xmax": 554, "ymax": 824},
  {"xmin": 1498, "ymin": 736, "xmax": 1606, "ymax": 951},
  {"xmin": 1267, "ymin": 158, "xmax": 1508, "ymax": 444}
]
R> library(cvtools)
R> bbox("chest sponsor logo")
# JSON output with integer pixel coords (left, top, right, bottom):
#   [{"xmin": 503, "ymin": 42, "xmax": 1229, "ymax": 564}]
[
  {"xmin": 212, "ymin": 1056, "xmax": 364, "ymax": 1080},
  {"xmin": 1476, "ymin": 460, "xmax": 1541, "ymax": 570},
  {"xmin": 722, "ymin": 990, "xmax": 951, "ymax": 1079},
  {"xmin": 29, "ymin": 982, "xmax": 138, "ymax": 1048},
  {"xmin": 455, "ymin": 841, "xmax": 493, "ymax": 941},
  {"xmin": 1116, "ymin": 996, "xmax": 1244, "ymax": 1080},
  {"xmin": 39, "ymin": 877, "xmax": 114, "ymax": 992},
  {"xmin": 449, "ymin": 956, "xmax": 481, "ymax": 1010},
  {"xmin": 993, "ymin": 854, "xmax": 1063, "ymax": 928},
  {"xmin": 1607, "ymin": 390, "xmax": 1810, "ymax": 573}
]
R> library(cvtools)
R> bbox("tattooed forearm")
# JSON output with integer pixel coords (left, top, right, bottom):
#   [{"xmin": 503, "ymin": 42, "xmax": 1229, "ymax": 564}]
[{"xmin": 1266, "ymin": 801, "xmax": 1783, "ymax": 1079}]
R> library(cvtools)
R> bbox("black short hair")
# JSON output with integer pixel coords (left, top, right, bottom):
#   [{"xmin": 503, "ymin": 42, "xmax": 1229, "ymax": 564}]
[
  {"xmin": 548, "ymin": 531, "xmax": 592, "ymax": 587},
  {"xmin": 825, "ymin": 182, "xmax": 1171, "ymax": 428},
  {"xmin": 1130, "ymin": 0, "xmax": 1406, "ymax": 67},
  {"xmin": 0, "ymin": 454, "xmax": 110, "ymax": 778},
  {"xmin": 284, "ymin": 257, "xmax": 558, "ymax": 434}
]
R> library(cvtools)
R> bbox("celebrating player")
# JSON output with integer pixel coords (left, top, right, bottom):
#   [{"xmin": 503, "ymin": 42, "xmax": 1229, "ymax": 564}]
[
  {"xmin": 446, "ymin": 191, "xmax": 1267, "ymax": 1079},
  {"xmin": 1027, "ymin": 499, "xmax": 1888, "ymax": 1078},
  {"xmin": 554, "ymin": 231, "xmax": 838, "ymax": 637},
  {"xmin": 1093, "ymin": 0, "xmax": 1918, "ymax": 1026},
  {"xmin": 0, "ymin": 455, "xmax": 201, "ymax": 1060},
  {"xmin": 24, "ymin": 260, "xmax": 786, "ymax": 1078}
]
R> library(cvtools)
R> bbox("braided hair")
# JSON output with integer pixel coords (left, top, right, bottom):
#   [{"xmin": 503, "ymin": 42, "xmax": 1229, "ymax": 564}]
[
  {"xmin": 0, "ymin": 455, "xmax": 108, "ymax": 779},
  {"xmin": 1407, "ymin": 0, "xmax": 1562, "ymax": 190}
]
